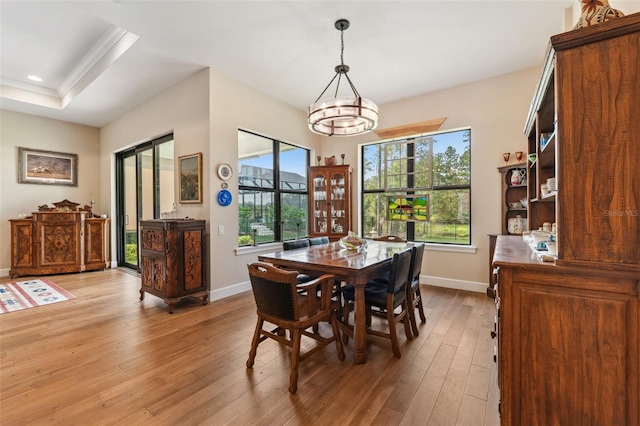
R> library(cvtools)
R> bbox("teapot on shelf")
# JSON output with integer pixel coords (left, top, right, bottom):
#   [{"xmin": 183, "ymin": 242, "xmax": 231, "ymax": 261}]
[{"xmin": 511, "ymin": 168, "xmax": 527, "ymax": 185}]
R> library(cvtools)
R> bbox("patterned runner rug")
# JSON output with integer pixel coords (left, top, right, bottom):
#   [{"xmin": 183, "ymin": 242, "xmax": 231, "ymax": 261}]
[{"xmin": 0, "ymin": 279, "xmax": 76, "ymax": 314}]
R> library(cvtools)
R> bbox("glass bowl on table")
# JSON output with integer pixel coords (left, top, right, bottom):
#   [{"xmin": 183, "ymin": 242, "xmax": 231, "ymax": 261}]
[{"xmin": 339, "ymin": 232, "xmax": 367, "ymax": 252}]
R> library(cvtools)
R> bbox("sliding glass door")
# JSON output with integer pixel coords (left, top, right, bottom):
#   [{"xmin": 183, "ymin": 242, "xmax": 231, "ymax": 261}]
[{"xmin": 116, "ymin": 134, "xmax": 174, "ymax": 270}]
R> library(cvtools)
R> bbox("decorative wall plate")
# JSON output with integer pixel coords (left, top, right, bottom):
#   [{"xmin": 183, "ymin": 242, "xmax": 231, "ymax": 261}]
[
  {"xmin": 217, "ymin": 189, "xmax": 232, "ymax": 206},
  {"xmin": 217, "ymin": 163, "xmax": 233, "ymax": 181}
]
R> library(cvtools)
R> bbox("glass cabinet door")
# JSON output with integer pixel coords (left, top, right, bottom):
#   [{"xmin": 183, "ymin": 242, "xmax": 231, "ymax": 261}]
[
  {"xmin": 311, "ymin": 170, "xmax": 328, "ymax": 234},
  {"xmin": 328, "ymin": 171, "xmax": 347, "ymax": 235}
]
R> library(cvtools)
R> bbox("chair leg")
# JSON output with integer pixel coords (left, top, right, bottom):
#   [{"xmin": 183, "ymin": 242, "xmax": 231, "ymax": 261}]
[
  {"xmin": 330, "ymin": 312, "xmax": 345, "ymax": 361},
  {"xmin": 289, "ymin": 329, "xmax": 302, "ymax": 394},
  {"xmin": 246, "ymin": 318, "xmax": 264, "ymax": 368},
  {"xmin": 342, "ymin": 301, "xmax": 352, "ymax": 343},
  {"xmin": 402, "ymin": 303, "xmax": 413, "ymax": 341},
  {"xmin": 387, "ymin": 307, "xmax": 401, "ymax": 358},
  {"xmin": 416, "ymin": 289, "xmax": 427, "ymax": 323},
  {"xmin": 408, "ymin": 296, "xmax": 420, "ymax": 337}
]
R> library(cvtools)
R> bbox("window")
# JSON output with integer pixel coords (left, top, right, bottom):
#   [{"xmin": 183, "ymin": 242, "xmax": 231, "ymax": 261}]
[
  {"xmin": 362, "ymin": 128, "xmax": 471, "ymax": 244},
  {"xmin": 238, "ymin": 130, "xmax": 309, "ymax": 246}
]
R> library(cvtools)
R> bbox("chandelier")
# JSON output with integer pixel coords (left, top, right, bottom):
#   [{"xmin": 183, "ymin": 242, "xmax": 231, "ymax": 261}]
[{"xmin": 308, "ymin": 19, "xmax": 379, "ymax": 137}]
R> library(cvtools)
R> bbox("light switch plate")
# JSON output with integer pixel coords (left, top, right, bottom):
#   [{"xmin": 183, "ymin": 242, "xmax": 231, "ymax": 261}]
[{"xmin": 218, "ymin": 225, "xmax": 224, "ymax": 235}]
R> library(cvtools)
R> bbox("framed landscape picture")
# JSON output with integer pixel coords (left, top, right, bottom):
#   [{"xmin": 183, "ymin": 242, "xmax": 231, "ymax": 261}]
[
  {"xmin": 179, "ymin": 152, "xmax": 203, "ymax": 203},
  {"xmin": 387, "ymin": 195, "xmax": 429, "ymax": 221},
  {"xmin": 18, "ymin": 147, "xmax": 78, "ymax": 186}
]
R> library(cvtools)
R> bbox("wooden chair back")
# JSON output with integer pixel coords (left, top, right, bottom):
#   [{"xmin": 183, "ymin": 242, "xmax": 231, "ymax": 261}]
[{"xmin": 373, "ymin": 235, "xmax": 407, "ymax": 243}]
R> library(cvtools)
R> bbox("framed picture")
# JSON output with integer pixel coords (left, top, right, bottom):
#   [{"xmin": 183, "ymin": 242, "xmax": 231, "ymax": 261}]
[
  {"xmin": 179, "ymin": 152, "xmax": 203, "ymax": 203},
  {"xmin": 18, "ymin": 147, "xmax": 78, "ymax": 186},
  {"xmin": 387, "ymin": 195, "xmax": 429, "ymax": 221}
]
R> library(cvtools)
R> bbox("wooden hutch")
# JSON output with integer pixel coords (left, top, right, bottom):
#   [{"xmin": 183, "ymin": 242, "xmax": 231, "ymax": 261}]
[
  {"xmin": 489, "ymin": 14, "xmax": 640, "ymax": 425},
  {"xmin": 9, "ymin": 199, "xmax": 110, "ymax": 277}
]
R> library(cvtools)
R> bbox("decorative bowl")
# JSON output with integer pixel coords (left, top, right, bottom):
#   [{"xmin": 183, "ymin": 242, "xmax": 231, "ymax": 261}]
[
  {"xmin": 339, "ymin": 233, "xmax": 366, "ymax": 251},
  {"xmin": 527, "ymin": 153, "xmax": 537, "ymax": 164}
]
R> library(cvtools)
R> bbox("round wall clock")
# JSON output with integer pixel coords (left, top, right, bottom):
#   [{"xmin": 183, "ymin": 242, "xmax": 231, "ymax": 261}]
[
  {"xmin": 217, "ymin": 163, "xmax": 233, "ymax": 181},
  {"xmin": 217, "ymin": 189, "xmax": 232, "ymax": 206}
]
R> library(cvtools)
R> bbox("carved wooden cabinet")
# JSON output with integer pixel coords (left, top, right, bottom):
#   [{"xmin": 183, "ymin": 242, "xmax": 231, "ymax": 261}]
[
  {"xmin": 139, "ymin": 219, "xmax": 208, "ymax": 313},
  {"xmin": 9, "ymin": 212, "xmax": 110, "ymax": 277},
  {"xmin": 308, "ymin": 165, "xmax": 352, "ymax": 241}
]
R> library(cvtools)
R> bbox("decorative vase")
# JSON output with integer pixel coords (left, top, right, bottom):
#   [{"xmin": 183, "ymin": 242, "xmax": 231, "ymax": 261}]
[
  {"xmin": 574, "ymin": 0, "xmax": 624, "ymax": 29},
  {"xmin": 324, "ymin": 156, "xmax": 337, "ymax": 166}
]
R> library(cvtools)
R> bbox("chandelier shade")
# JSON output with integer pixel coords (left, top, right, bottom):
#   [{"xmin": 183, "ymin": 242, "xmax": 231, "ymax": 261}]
[{"xmin": 308, "ymin": 19, "xmax": 378, "ymax": 137}]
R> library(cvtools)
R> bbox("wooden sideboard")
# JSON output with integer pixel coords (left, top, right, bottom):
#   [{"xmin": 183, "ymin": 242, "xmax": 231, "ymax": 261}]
[
  {"xmin": 139, "ymin": 219, "xmax": 208, "ymax": 314},
  {"xmin": 492, "ymin": 236, "xmax": 638, "ymax": 425},
  {"xmin": 490, "ymin": 13, "xmax": 640, "ymax": 425},
  {"xmin": 9, "ymin": 212, "xmax": 110, "ymax": 277}
]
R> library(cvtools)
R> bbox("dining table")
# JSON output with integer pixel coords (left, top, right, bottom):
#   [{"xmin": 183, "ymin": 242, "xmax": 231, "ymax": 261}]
[{"xmin": 258, "ymin": 239, "xmax": 410, "ymax": 364}]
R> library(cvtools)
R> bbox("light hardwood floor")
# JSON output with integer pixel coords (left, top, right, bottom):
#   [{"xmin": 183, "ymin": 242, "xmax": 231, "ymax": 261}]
[{"xmin": 0, "ymin": 269, "xmax": 500, "ymax": 425}]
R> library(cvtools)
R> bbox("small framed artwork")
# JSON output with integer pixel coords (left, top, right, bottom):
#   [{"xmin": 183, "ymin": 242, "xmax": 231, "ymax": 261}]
[
  {"xmin": 179, "ymin": 153, "xmax": 203, "ymax": 204},
  {"xmin": 387, "ymin": 195, "xmax": 429, "ymax": 221},
  {"xmin": 18, "ymin": 147, "xmax": 78, "ymax": 186}
]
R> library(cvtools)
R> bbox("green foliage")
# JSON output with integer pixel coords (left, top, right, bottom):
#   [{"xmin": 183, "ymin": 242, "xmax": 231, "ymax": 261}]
[
  {"xmin": 238, "ymin": 235, "xmax": 254, "ymax": 246},
  {"xmin": 125, "ymin": 244, "xmax": 138, "ymax": 264}
]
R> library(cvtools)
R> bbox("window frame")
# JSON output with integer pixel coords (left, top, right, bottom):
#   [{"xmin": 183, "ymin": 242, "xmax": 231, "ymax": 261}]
[
  {"xmin": 237, "ymin": 130, "xmax": 310, "ymax": 246},
  {"xmin": 361, "ymin": 127, "xmax": 471, "ymax": 245}
]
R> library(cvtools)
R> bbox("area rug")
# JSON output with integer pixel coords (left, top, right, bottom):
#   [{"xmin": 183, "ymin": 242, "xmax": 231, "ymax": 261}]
[{"xmin": 0, "ymin": 279, "xmax": 76, "ymax": 314}]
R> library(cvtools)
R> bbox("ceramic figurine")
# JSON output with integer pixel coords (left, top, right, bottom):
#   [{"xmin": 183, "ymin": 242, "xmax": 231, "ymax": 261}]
[{"xmin": 575, "ymin": 0, "xmax": 624, "ymax": 29}]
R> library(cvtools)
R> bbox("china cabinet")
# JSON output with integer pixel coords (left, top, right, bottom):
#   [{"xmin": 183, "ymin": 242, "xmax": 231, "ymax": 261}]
[
  {"xmin": 9, "ymin": 208, "xmax": 110, "ymax": 278},
  {"xmin": 139, "ymin": 219, "xmax": 208, "ymax": 313},
  {"xmin": 491, "ymin": 13, "xmax": 640, "ymax": 425},
  {"xmin": 308, "ymin": 165, "xmax": 352, "ymax": 241}
]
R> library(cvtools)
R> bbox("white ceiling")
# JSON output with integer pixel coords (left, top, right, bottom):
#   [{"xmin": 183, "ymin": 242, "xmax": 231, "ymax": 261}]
[{"xmin": 1, "ymin": 1, "xmax": 635, "ymax": 128}]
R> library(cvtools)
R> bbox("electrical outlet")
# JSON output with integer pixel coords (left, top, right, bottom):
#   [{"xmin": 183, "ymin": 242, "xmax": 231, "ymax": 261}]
[{"xmin": 218, "ymin": 225, "xmax": 224, "ymax": 235}]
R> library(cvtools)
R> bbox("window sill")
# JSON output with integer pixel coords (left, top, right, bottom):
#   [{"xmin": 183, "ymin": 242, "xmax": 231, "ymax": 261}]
[
  {"xmin": 423, "ymin": 243, "xmax": 476, "ymax": 254},
  {"xmin": 235, "ymin": 242, "xmax": 283, "ymax": 256}
]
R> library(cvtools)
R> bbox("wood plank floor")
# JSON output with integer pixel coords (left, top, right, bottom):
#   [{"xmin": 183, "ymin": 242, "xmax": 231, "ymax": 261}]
[{"xmin": 0, "ymin": 269, "xmax": 500, "ymax": 425}]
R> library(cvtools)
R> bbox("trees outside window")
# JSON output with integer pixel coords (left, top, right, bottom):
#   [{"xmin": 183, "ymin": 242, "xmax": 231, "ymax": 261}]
[{"xmin": 362, "ymin": 128, "xmax": 471, "ymax": 244}]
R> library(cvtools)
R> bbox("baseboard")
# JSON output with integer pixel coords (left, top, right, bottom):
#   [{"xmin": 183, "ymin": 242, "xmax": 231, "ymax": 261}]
[
  {"xmin": 210, "ymin": 280, "xmax": 251, "ymax": 301},
  {"xmin": 211, "ymin": 275, "xmax": 486, "ymax": 301},
  {"xmin": 0, "ymin": 268, "xmax": 9, "ymax": 278},
  {"xmin": 421, "ymin": 275, "xmax": 486, "ymax": 293}
]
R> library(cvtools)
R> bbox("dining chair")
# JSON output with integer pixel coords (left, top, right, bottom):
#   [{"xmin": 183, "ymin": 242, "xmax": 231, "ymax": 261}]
[
  {"xmin": 246, "ymin": 262, "xmax": 345, "ymax": 394},
  {"xmin": 309, "ymin": 236, "xmax": 330, "ymax": 245},
  {"xmin": 407, "ymin": 243, "xmax": 426, "ymax": 336},
  {"xmin": 369, "ymin": 244, "xmax": 425, "ymax": 336},
  {"xmin": 341, "ymin": 248, "xmax": 414, "ymax": 358},
  {"xmin": 373, "ymin": 234, "xmax": 407, "ymax": 243},
  {"xmin": 283, "ymin": 239, "xmax": 313, "ymax": 283}
]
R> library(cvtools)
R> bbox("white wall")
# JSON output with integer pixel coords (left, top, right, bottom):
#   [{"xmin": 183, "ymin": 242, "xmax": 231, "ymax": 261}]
[
  {"xmin": 207, "ymin": 68, "xmax": 322, "ymax": 296},
  {"xmin": 0, "ymin": 110, "xmax": 100, "ymax": 276}
]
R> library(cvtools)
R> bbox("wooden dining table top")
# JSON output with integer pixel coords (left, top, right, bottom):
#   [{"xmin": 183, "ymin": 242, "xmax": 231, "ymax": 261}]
[{"xmin": 258, "ymin": 240, "xmax": 411, "ymax": 284}]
